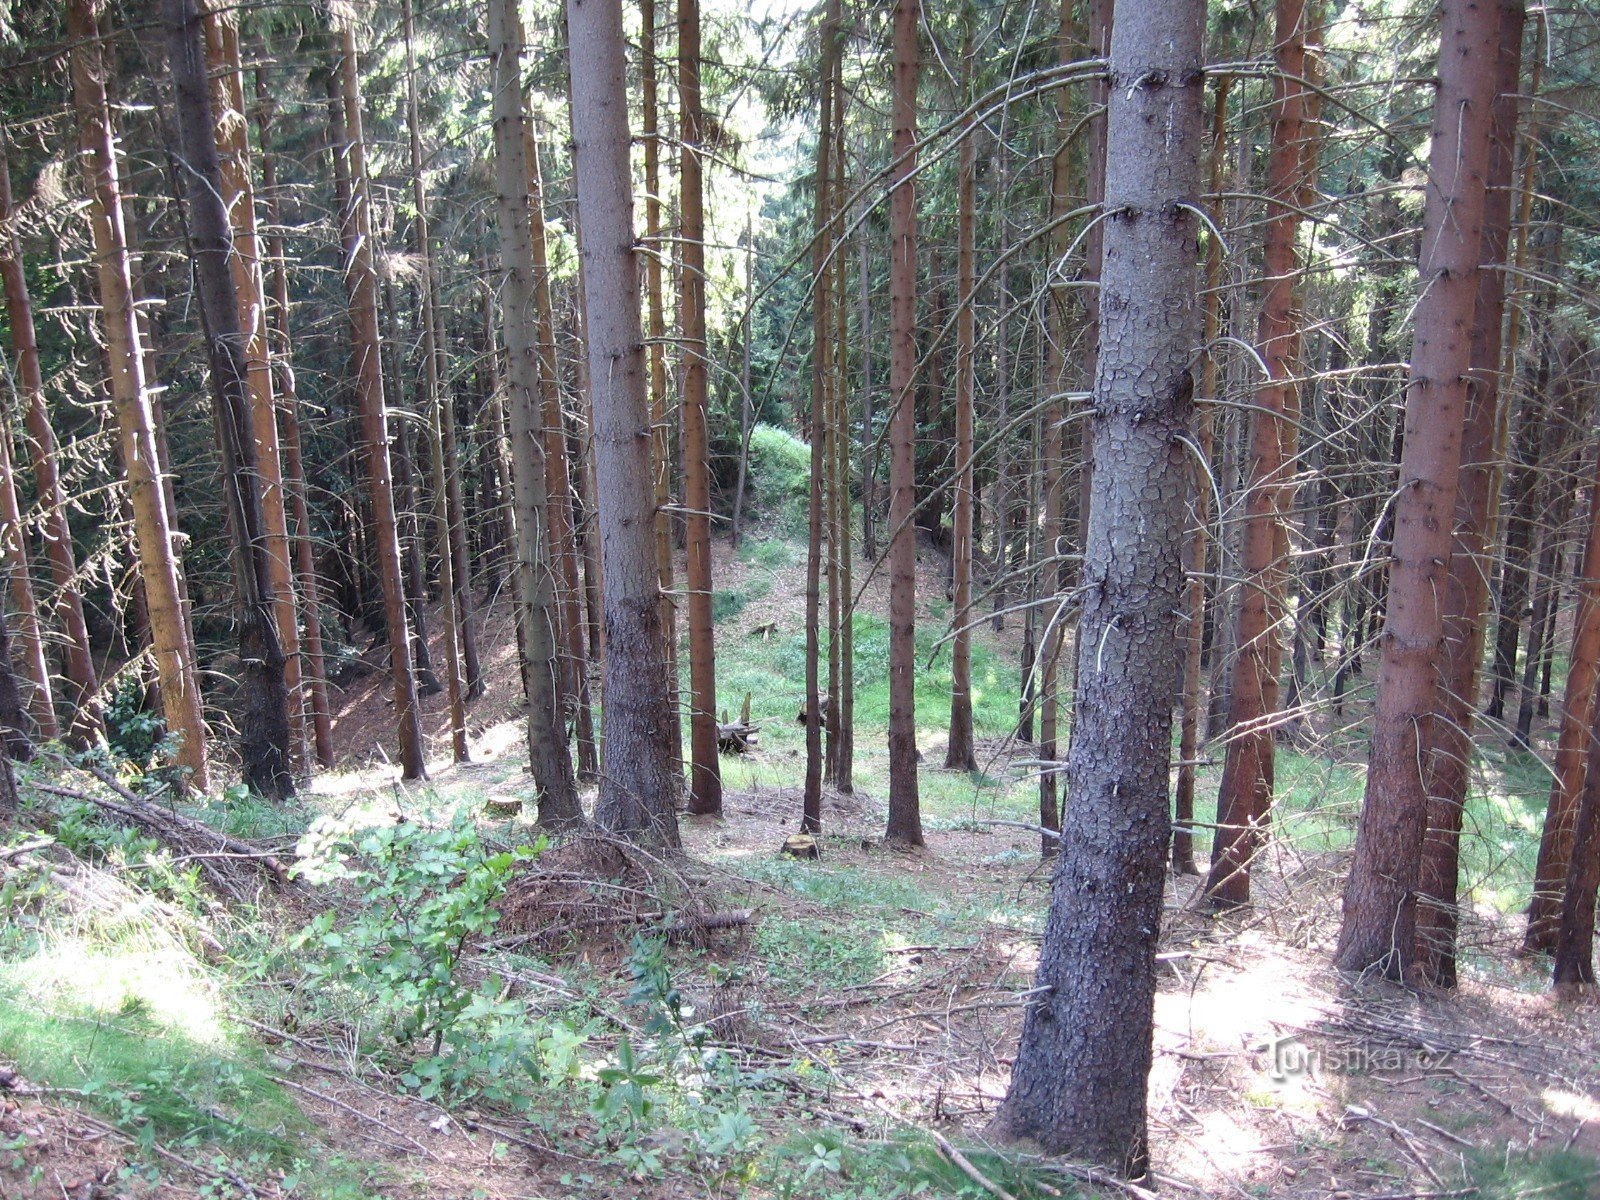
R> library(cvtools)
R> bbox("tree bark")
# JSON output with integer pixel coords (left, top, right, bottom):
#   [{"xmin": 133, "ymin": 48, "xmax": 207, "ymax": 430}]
[
  {"xmin": 67, "ymin": 0, "xmax": 210, "ymax": 789},
  {"xmin": 678, "ymin": 0, "xmax": 722, "ymax": 817},
  {"xmin": 1552, "ymin": 686, "xmax": 1600, "ymax": 993},
  {"xmin": 1415, "ymin": 0, "xmax": 1524, "ymax": 987},
  {"xmin": 568, "ymin": 0, "xmax": 682, "ymax": 847},
  {"xmin": 802, "ymin": 0, "xmax": 840, "ymax": 835},
  {"xmin": 203, "ymin": 8, "xmax": 305, "ymax": 771},
  {"xmin": 1205, "ymin": 0, "xmax": 1310, "ymax": 907},
  {"xmin": 884, "ymin": 0, "xmax": 922, "ymax": 847},
  {"xmin": 488, "ymin": 0, "xmax": 582, "ymax": 825},
  {"xmin": 988, "ymin": 0, "xmax": 1206, "ymax": 1172},
  {"xmin": 829, "ymin": 102, "xmax": 854, "ymax": 795},
  {"xmin": 639, "ymin": 0, "xmax": 682, "ymax": 768},
  {"xmin": 1335, "ymin": 0, "xmax": 1501, "ymax": 980},
  {"xmin": 1035, "ymin": 0, "xmax": 1076, "ymax": 855},
  {"xmin": 333, "ymin": 24, "xmax": 427, "ymax": 781},
  {"xmin": 944, "ymin": 28, "xmax": 977, "ymax": 775},
  {"xmin": 166, "ymin": 0, "xmax": 295, "ymax": 799},
  {"xmin": 1175, "ymin": 76, "xmax": 1230, "ymax": 878},
  {"xmin": 524, "ymin": 122, "xmax": 597, "ymax": 781}
]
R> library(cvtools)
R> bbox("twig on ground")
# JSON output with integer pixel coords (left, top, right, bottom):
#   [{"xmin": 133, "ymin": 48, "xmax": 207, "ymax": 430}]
[
  {"xmin": 268, "ymin": 1073, "xmax": 439, "ymax": 1160},
  {"xmin": 926, "ymin": 1127, "xmax": 1021, "ymax": 1200}
]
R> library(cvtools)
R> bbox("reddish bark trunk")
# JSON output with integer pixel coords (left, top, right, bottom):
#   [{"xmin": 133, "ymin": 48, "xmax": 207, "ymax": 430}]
[
  {"xmin": 1335, "ymin": 0, "xmax": 1502, "ymax": 980},
  {"xmin": 1416, "ymin": 0, "xmax": 1525, "ymax": 986}
]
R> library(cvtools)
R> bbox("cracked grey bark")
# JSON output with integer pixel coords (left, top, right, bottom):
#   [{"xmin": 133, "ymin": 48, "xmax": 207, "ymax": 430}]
[{"xmin": 988, "ymin": 0, "xmax": 1206, "ymax": 1174}]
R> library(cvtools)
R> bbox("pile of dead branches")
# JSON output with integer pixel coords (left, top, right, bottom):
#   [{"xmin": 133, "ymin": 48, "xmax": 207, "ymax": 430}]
[
  {"xmin": 24, "ymin": 756, "xmax": 297, "ymax": 905},
  {"xmin": 496, "ymin": 830, "xmax": 749, "ymax": 958}
]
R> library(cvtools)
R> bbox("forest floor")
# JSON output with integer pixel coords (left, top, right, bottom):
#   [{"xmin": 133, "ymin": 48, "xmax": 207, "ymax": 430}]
[{"xmin": 3, "ymin": 499, "xmax": 1599, "ymax": 1199}]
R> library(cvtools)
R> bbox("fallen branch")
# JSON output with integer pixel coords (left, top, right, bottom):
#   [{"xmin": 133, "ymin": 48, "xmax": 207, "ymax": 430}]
[
  {"xmin": 30, "ymin": 768, "xmax": 295, "ymax": 895},
  {"xmin": 927, "ymin": 1127, "xmax": 1021, "ymax": 1200}
]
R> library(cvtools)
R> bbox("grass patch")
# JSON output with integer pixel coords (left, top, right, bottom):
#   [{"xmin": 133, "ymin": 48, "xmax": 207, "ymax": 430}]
[{"xmin": 1466, "ymin": 1148, "xmax": 1597, "ymax": 1200}]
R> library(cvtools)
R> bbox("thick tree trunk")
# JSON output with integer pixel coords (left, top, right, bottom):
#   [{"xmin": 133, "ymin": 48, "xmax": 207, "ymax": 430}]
[
  {"xmin": 68, "ymin": 0, "xmax": 210, "ymax": 789},
  {"xmin": 1206, "ymin": 0, "xmax": 1309, "ymax": 907},
  {"xmin": 166, "ymin": 0, "xmax": 295, "ymax": 799},
  {"xmin": 334, "ymin": 25, "xmax": 427, "ymax": 781},
  {"xmin": 884, "ymin": 0, "xmax": 922, "ymax": 847},
  {"xmin": 568, "ymin": 0, "xmax": 682, "ymax": 847},
  {"xmin": 678, "ymin": 0, "xmax": 722, "ymax": 817},
  {"xmin": 944, "ymin": 33, "xmax": 977, "ymax": 775},
  {"xmin": 988, "ymin": 1, "xmax": 1206, "ymax": 1172},
  {"xmin": 1335, "ymin": 0, "xmax": 1501, "ymax": 980},
  {"xmin": 1415, "ymin": 0, "xmax": 1524, "ymax": 987},
  {"xmin": 488, "ymin": 0, "xmax": 582, "ymax": 825}
]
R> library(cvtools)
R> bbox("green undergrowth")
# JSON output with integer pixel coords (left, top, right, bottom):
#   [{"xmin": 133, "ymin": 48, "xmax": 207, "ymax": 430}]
[{"xmin": 0, "ymin": 826, "xmax": 382, "ymax": 1196}]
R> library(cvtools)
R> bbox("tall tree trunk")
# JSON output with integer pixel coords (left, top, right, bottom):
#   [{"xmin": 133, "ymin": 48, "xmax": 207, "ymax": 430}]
[
  {"xmin": 253, "ymin": 66, "xmax": 335, "ymax": 769},
  {"xmin": 1334, "ymin": 0, "xmax": 1501, "ymax": 980},
  {"xmin": 802, "ymin": 0, "xmax": 840, "ymax": 835},
  {"xmin": 403, "ymin": 0, "xmax": 469, "ymax": 764},
  {"xmin": 988, "ymin": 1, "xmax": 1206, "ymax": 1171},
  {"xmin": 678, "ymin": 0, "xmax": 721, "ymax": 817},
  {"xmin": 1035, "ymin": 0, "xmax": 1076, "ymax": 855},
  {"xmin": 1205, "ymin": 0, "xmax": 1310, "ymax": 908},
  {"xmin": 2, "ymin": 134, "xmax": 101, "ymax": 745},
  {"xmin": 1487, "ymin": 251, "xmax": 1560, "ymax": 722},
  {"xmin": 525, "ymin": 119, "xmax": 598, "ymax": 781},
  {"xmin": 203, "ymin": 7, "xmax": 305, "ymax": 770},
  {"xmin": 639, "ymin": 0, "xmax": 682, "ymax": 768},
  {"xmin": 1175, "ymin": 75, "xmax": 1229, "ymax": 877},
  {"xmin": 166, "ymin": 0, "xmax": 294, "ymax": 799},
  {"xmin": 67, "ymin": 0, "xmax": 209, "ymax": 789},
  {"xmin": 944, "ymin": 28, "xmax": 977, "ymax": 775},
  {"xmin": 334, "ymin": 24, "xmax": 427, "ymax": 780},
  {"xmin": 1415, "ymin": 0, "xmax": 1524, "ymax": 987},
  {"xmin": 830, "ymin": 104, "xmax": 855, "ymax": 795},
  {"xmin": 567, "ymin": 0, "xmax": 682, "ymax": 847},
  {"xmin": 487, "ymin": 0, "xmax": 582, "ymax": 825},
  {"xmin": 884, "ymin": 0, "xmax": 923, "ymax": 847}
]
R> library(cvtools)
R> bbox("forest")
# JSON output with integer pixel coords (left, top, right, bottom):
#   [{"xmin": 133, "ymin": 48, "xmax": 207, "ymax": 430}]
[{"xmin": 1, "ymin": 0, "xmax": 1599, "ymax": 1195}]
